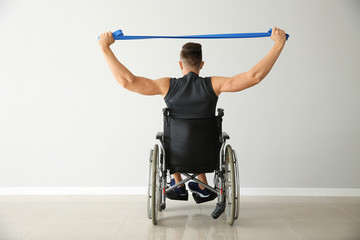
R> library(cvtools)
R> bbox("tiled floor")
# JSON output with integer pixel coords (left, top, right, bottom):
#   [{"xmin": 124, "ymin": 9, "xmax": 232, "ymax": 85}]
[{"xmin": 0, "ymin": 195, "xmax": 359, "ymax": 240}]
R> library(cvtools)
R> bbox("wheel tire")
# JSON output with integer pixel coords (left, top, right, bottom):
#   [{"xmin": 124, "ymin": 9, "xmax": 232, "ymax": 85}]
[
  {"xmin": 225, "ymin": 144, "xmax": 236, "ymax": 225},
  {"xmin": 150, "ymin": 144, "xmax": 159, "ymax": 225},
  {"xmin": 147, "ymin": 149, "xmax": 152, "ymax": 219},
  {"xmin": 233, "ymin": 149, "xmax": 240, "ymax": 220}
]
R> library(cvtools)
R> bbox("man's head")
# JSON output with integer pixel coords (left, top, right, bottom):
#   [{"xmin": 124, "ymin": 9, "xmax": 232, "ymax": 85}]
[{"xmin": 179, "ymin": 42, "xmax": 204, "ymax": 74}]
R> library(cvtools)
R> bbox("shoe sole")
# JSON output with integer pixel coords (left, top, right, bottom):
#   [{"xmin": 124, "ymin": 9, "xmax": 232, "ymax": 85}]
[
  {"xmin": 192, "ymin": 192, "xmax": 218, "ymax": 204},
  {"xmin": 189, "ymin": 188, "xmax": 210, "ymax": 198}
]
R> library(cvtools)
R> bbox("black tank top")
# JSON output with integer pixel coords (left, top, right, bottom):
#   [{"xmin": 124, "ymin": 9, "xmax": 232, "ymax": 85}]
[{"xmin": 164, "ymin": 72, "xmax": 218, "ymax": 118}]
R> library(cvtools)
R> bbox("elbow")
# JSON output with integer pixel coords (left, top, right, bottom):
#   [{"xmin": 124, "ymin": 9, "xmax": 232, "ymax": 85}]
[
  {"xmin": 127, "ymin": 74, "xmax": 136, "ymax": 83},
  {"xmin": 254, "ymin": 76, "xmax": 262, "ymax": 85},
  {"xmin": 120, "ymin": 80, "xmax": 129, "ymax": 89},
  {"xmin": 116, "ymin": 74, "xmax": 135, "ymax": 88},
  {"xmin": 248, "ymin": 72, "xmax": 262, "ymax": 85},
  {"xmin": 115, "ymin": 76, "xmax": 127, "ymax": 88}
]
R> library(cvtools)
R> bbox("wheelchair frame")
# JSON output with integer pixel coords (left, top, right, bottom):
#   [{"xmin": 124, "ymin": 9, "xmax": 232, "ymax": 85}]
[{"xmin": 147, "ymin": 108, "xmax": 240, "ymax": 225}]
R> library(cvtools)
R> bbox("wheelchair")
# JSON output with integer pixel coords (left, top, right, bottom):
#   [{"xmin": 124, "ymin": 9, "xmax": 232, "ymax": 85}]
[{"xmin": 147, "ymin": 108, "xmax": 240, "ymax": 225}]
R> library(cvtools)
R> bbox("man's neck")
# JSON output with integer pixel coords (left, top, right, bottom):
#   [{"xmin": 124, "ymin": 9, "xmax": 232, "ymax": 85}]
[{"xmin": 183, "ymin": 69, "xmax": 200, "ymax": 75}]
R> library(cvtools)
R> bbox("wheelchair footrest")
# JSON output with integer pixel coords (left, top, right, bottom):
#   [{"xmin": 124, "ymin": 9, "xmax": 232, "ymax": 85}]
[
  {"xmin": 211, "ymin": 202, "xmax": 225, "ymax": 219},
  {"xmin": 192, "ymin": 192, "xmax": 217, "ymax": 204},
  {"xmin": 166, "ymin": 189, "xmax": 189, "ymax": 201}
]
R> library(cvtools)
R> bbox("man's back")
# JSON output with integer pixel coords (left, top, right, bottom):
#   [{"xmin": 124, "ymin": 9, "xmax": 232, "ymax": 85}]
[{"xmin": 164, "ymin": 71, "xmax": 218, "ymax": 119}]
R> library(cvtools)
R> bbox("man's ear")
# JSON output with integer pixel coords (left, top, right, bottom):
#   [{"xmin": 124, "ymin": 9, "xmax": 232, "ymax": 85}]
[
  {"xmin": 179, "ymin": 61, "xmax": 184, "ymax": 70},
  {"xmin": 199, "ymin": 61, "xmax": 204, "ymax": 69}
]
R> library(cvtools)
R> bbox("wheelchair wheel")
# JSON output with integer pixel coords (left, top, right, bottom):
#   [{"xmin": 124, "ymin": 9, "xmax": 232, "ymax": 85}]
[
  {"xmin": 233, "ymin": 149, "xmax": 240, "ymax": 220},
  {"xmin": 147, "ymin": 144, "xmax": 159, "ymax": 225},
  {"xmin": 224, "ymin": 144, "xmax": 236, "ymax": 225}
]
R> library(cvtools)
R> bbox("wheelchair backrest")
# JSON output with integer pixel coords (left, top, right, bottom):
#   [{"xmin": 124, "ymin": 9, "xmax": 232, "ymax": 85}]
[{"xmin": 162, "ymin": 108, "xmax": 224, "ymax": 174}]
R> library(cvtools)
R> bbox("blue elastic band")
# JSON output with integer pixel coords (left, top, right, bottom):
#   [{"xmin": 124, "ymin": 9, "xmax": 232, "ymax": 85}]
[{"xmin": 98, "ymin": 28, "xmax": 289, "ymax": 41}]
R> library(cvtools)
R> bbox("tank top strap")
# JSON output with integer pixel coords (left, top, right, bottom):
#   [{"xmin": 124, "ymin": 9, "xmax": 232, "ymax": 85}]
[
  {"xmin": 202, "ymin": 77, "xmax": 218, "ymax": 98},
  {"xmin": 164, "ymin": 77, "xmax": 177, "ymax": 102}
]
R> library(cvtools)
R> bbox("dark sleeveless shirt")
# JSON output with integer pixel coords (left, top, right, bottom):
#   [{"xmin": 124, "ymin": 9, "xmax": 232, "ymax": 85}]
[{"xmin": 164, "ymin": 72, "xmax": 218, "ymax": 118}]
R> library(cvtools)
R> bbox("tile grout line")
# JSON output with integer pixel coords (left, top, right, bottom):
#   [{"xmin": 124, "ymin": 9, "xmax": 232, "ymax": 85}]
[
  {"xmin": 279, "ymin": 218, "xmax": 302, "ymax": 240},
  {"xmin": 111, "ymin": 200, "xmax": 136, "ymax": 239},
  {"xmin": 199, "ymin": 204, "xmax": 209, "ymax": 240},
  {"xmin": 19, "ymin": 222, "xmax": 43, "ymax": 240},
  {"xmin": 19, "ymin": 203, "xmax": 67, "ymax": 240},
  {"xmin": 324, "ymin": 200, "xmax": 360, "ymax": 222}
]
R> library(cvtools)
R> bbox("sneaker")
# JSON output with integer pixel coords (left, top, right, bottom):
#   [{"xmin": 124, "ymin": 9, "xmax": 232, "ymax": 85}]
[
  {"xmin": 188, "ymin": 181, "xmax": 217, "ymax": 204},
  {"xmin": 166, "ymin": 178, "xmax": 188, "ymax": 201},
  {"xmin": 188, "ymin": 181, "xmax": 211, "ymax": 197}
]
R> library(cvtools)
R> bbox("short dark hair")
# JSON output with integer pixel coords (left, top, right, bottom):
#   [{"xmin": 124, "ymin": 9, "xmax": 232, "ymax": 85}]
[{"xmin": 180, "ymin": 42, "xmax": 202, "ymax": 69}]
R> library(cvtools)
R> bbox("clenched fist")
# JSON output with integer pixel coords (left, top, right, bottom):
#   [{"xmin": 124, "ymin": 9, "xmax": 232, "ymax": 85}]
[
  {"xmin": 98, "ymin": 31, "xmax": 115, "ymax": 49},
  {"xmin": 271, "ymin": 27, "xmax": 286, "ymax": 45}
]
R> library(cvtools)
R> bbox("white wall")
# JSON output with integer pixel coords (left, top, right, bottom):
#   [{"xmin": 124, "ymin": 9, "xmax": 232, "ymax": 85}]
[{"xmin": 0, "ymin": 0, "xmax": 359, "ymax": 192}]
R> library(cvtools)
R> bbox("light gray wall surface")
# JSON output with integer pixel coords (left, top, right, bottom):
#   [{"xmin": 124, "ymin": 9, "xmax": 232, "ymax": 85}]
[{"xmin": 0, "ymin": 0, "xmax": 359, "ymax": 188}]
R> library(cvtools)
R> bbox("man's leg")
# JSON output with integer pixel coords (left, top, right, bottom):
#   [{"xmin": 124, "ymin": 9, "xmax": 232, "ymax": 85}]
[
  {"xmin": 172, "ymin": 173, "xmax": 215, "ymax": 203},
  {"xmin": 198, "ymin": 173, "xmax": 208, "ymax": 190},
  {"xmin": 173, "ymin": 173, "xmax": 207, "ymax": 186},
  {"xmin": 172, "ymin": 172, "xmax": 184, "ymax": 187},
  {"xmin": 167, "ymin": 172, "xmax": 188, "ymax": 201},
  {"xmin": 188, "ymin": 173, "xmax": 216, "ymax": 203},
  {"xmin": 173, "ymin": 173, "xmax": 207, "ymax": 188}
]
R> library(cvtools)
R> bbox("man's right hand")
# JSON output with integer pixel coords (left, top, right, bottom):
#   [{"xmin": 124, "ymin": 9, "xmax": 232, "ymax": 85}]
[
  {"xmin": 98, "ymin": 31, "xmax": 115, "ymax": 50},
  {"xmin": 271, "ymin": 27, "xmax": 286, "ymax": 45}
]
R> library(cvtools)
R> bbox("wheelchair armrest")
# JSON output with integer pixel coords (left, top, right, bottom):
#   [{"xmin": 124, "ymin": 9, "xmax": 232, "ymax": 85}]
[
  {"xmin": 156, "ymin": 132, "xmax": 164, "ymax": 140},
  {"xmin": 217, "ymin": 108, "xmax": 224, "ymax": 117},
  {"xmin": 162, "ymin": 108, "xmax": 169, "ymax": 116},
  {"xmin": 222, "ymin": 132, "xmax": 230, "ymax": 140}
]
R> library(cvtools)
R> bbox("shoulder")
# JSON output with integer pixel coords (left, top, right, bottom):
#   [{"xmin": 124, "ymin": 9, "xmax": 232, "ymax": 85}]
[
  {"xmin": 154, "ymin": 77, "xmax": 171, "ymax": 97},
  {"xmin": 154, "ymin": 77, "xmax": 172, "ymax": 85},
  {"xmin": 211, "ymin": 76, "xmax": 231, "ymax": 83},
  {"xmin": 210, "ymin": 76, "xmax": 231, "ymax": 96}
]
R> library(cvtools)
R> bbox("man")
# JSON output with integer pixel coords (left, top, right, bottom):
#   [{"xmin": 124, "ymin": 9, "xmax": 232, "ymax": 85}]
[{"xmin": 99, "ymin": 27, "xmax": 286, "ymax": 202}]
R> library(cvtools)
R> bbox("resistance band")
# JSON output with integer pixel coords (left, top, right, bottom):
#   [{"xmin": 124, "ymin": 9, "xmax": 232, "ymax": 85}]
[{"xmin": 98, "ymin": 28, "xmax": 289, "ymax": 41}]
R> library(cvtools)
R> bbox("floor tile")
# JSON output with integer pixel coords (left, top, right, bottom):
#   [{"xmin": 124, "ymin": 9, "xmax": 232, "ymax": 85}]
[
  {"xmin": 283, "ymin": 219, "xmax": 360, "ymax": 240},
  {"xmin": 0, "ymin": 195, "xmax": 359, "ymax": 240},
  {"xmin": 22, "ymin": 219, "xmax": 122, "ymax": 240},
  {"xmin": 0, "ymin": 195, "xmax": 17, "ymax": 203}
]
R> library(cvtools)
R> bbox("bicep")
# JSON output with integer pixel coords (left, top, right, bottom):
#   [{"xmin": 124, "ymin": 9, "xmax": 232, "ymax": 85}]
[
  {"xmin": 212, "ymin": 72, "xmax": 260, "ymax": 94},
  {"xmin": 124, "ymin": 76, "xmax": 170, "ymax": 96}
]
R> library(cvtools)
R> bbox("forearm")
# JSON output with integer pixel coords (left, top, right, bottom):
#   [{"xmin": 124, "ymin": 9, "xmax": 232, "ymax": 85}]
[
  {"xmin": 249, "ymin": 42, "xmax": 285, "ymax": 81},
  {"xmin": 101, "ymin": 46, "xmax": 134, "ymax": 86}
]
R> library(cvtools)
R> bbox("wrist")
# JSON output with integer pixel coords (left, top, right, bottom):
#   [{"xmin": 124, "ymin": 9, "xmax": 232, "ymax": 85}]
[
  {"xmin": 274, "ymin": 41, "xmax": 285, "ymax": 48},
  {"xmin": 101, "ymin": 45, "xmax": 111, "ymax": 53},
  {"xmin": 274, "ymin": 41, "xmax": 285, "ymax": 51}
]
